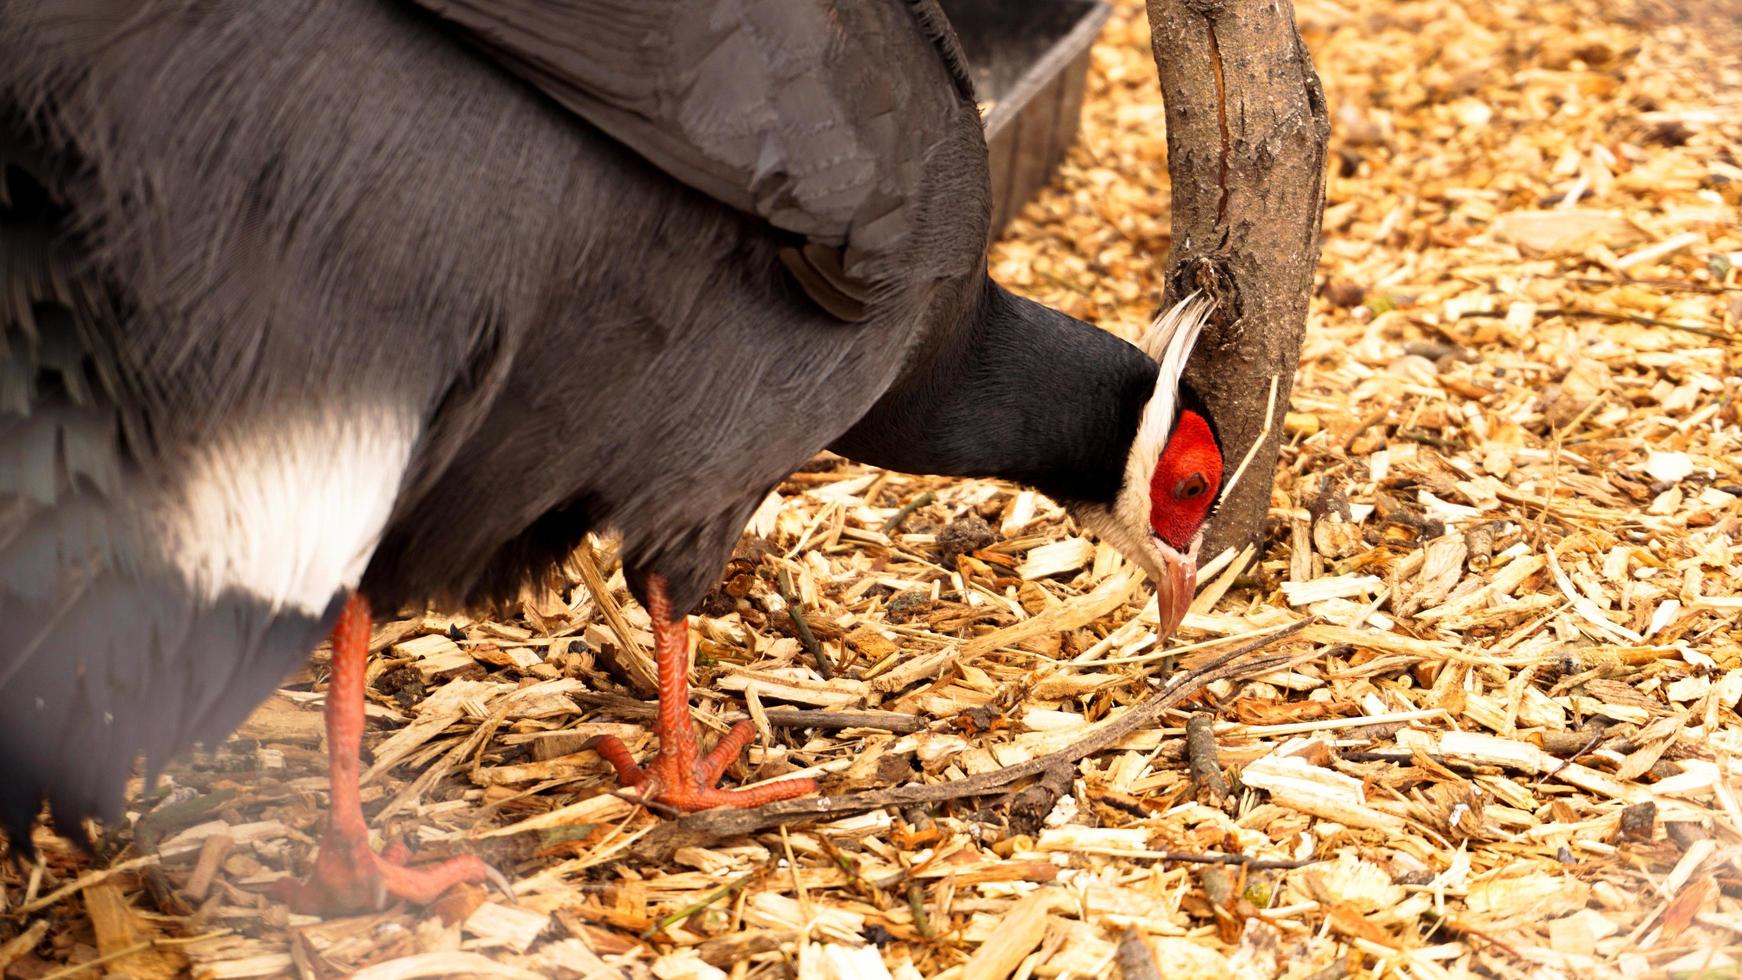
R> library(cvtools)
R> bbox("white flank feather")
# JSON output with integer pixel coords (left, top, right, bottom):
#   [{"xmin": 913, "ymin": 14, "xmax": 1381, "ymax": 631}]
[{"xmin": 155, "ymin": 405, "xmax": 420, "ymax": 615}]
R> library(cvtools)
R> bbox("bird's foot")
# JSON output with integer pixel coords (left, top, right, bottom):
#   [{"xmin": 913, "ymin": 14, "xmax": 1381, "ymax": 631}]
[
  {"xmin": 590, "ymin": 720, "xmax": 817, "ymax": 811},
  {"xmin": 272, "ymin": 828, "xmax": 512, "ymax": 916},
  {"xmin": 273, "ymin": 593, "xmax": 510, "ymax": 915}
]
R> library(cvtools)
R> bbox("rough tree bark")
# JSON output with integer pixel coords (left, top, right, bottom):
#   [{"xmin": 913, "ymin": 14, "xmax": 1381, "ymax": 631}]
[{"xmin": 1145, "ymin": 0, "xmax": 1329, "ymax": 569}]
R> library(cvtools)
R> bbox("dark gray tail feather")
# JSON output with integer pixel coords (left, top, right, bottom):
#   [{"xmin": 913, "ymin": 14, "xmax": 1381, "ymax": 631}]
[{"xmin": 0, "ymin": 583, "xmax": 337, "ymax": 854}]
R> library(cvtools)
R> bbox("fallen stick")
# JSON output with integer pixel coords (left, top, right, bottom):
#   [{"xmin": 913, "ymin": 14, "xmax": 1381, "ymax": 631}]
[
  {"xmin": 1458, "ymin": 306, "xmax": 1735, "ymax": 342},
  {"xmin": 879, "ymin": 490, "xmax": 936, "ymax": 535},
  {"xmin": 1187, "ymin": 712, "xmax": 1230, "ymax": 804},
  {"xmin": 572, "ymin": 693, "xmax": 930, "ymax": 734},
  {"xmin": 627, "ymin": 619, "xmax": 1311, "ymax": 859},
  {"xmin": 1097, "ymin": 851, "xmax": 1320, "ymax": 871},
  {"xmin": 777, "ymin": 567, "xmax": 835, "ymax": 679}
]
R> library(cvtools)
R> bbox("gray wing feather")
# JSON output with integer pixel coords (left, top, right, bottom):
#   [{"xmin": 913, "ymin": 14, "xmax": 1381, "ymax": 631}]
[{"xmin": 406, "ymin": 0, "xmax": 977, "ymax": 285}]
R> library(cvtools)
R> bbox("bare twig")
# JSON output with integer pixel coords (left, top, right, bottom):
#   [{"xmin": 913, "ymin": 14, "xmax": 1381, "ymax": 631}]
[
  {"xmin": 906, "ymin": 882, "xmax": 933, "ymax": 940},
  {"xmin": 1457, "ymin": 307, "xmax": 1735, "ymax": 342},
  {"xmin": 15, "ymin": 856, "xmax": 161, "ymax": 915},
  {"xmin": 1396, "ymin": 428, "xmax": 1466, "ymax": 451},
  {"xmin": 574, "ymin": 693, "xmax": 927, "ymax": 734},
  {"xmin": 1186, "ymin": 713, "xmax": 1230, "ymax": 804},
  {"xmin": 1537, "ymin": 729, "xmax": 1605, "ymax": 788},
  {"xmin": 1552, "ymin": 273, "xmax": 1742, "ymax": 295},
  {"xmin": 642, "ymin": 868, "xmax": 762, "ymax": 938},
  {"xmin": 626, "ymin": 620, "xmax": 1311, "ymax": 859},
  {"xmin": 1340, "ymin": 750, "xmax": 1483, "ymax": 774},
  {"xmin": 761, "ymin": 708, "xmax": 925, "ymax": 733},
  {"xmin": 1341, "ymin": 405, "xmax": 1391, "ymax": 452},
  {"xmin": 776, "ymin": 567, "xmax": 834, "ymax": 679},
  {"xmin": 1186, "ymin": 852, "xmax": 1319, "ymax": 870},
  {"xmin": 879, "ymin": 490, "xmax": 937, "ymax": 535}
]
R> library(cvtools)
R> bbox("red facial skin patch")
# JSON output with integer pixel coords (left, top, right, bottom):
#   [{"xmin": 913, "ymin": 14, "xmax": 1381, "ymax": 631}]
[{"xmin": 1149, "ymin": 410, "xmax": 1222, "ymax": 551}]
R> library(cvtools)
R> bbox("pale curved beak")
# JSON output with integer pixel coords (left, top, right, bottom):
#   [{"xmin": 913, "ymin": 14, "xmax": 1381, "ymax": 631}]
[
  {"xmin": 1155, "ymin": 551, "xmax": 1197, "ymax": 640},
  {"xmin": 1063, "ymin": 504, "xmax": 1202, "ymax": 645}
]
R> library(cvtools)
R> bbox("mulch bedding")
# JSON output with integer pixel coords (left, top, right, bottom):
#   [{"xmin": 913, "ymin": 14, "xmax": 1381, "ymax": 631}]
[{"xmin": 3, "ymin": 0, "xmax": 1740, "ymax": 977}]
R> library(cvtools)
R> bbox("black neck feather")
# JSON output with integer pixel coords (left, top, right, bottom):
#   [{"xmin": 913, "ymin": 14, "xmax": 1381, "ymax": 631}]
[{"xmin": 831, "ymin": 279, "xmax": 1157, "ymax": 505}]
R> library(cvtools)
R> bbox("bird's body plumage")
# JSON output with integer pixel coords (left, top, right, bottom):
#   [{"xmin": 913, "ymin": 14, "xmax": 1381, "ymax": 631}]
[{"xmin": 0, "ymin": 0, "xmax": 1203, "ymax": 850}]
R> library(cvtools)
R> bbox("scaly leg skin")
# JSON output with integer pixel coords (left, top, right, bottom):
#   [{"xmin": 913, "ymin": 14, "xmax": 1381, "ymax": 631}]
[
  {"xmin": 274, "ymin": 594, "xmax": 510, "ymax": 915},
  {"xmin": 589, "ymin": 575, "xmax": 817, "ymax": 810}
]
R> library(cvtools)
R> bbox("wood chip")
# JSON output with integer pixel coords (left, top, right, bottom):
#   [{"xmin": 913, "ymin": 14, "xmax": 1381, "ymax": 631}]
[
  {"xmin": 463, "ymin": 901, "xmax": 552, "ymax": 954},
  {"xmin": 960, "ymin": 890, "xmax": 1053, "ymax": 980},
  {"xmin": 1241, "ymin": 747, "xmax": 1408, "ymax": 832}
]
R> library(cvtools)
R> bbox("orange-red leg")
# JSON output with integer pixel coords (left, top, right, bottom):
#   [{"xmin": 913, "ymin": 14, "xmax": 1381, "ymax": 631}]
[
  {"xmin": 589, "ymin": 576, "xmax": 817, "ymax": 811},
  {"xmin": 274, "ymin": 595, "xmax": 510, "ymax": 915}
]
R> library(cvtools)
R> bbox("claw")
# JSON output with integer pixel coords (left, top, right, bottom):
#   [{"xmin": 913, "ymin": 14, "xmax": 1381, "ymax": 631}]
[
  {"xmin": 481, "ymin": 862, "xmax": 517, "ymax": 905},
  {"xmin": 611, "ymin": 785, "xmax": 686, "ymax": 819}
]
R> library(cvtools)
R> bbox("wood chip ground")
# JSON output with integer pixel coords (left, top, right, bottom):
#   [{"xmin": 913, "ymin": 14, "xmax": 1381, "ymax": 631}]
[{"xmin": 4, "ymin": 0, "xmax": 1741, "ymax": 976}]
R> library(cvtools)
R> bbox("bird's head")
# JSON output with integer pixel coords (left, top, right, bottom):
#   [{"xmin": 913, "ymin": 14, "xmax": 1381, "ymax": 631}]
[{"xmin": 1070, "ymin": 295, "xmax": 1222, "ymax": 642}]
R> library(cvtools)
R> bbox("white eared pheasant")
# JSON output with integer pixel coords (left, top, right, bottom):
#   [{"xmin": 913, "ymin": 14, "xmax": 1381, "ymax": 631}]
[{"xmin": 0, "ymin": 0, "xmax": 1224, "ymax": 913}]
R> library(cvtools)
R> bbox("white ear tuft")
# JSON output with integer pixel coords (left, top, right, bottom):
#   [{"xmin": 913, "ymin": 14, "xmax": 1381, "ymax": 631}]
[
  {"xmin": 1116, "ymin": 293, "xmax": 1215, "ymax": 535},
  {"xmin": 1137, "ymin": 292, "xmax": 1214, "ymax": 389}
]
